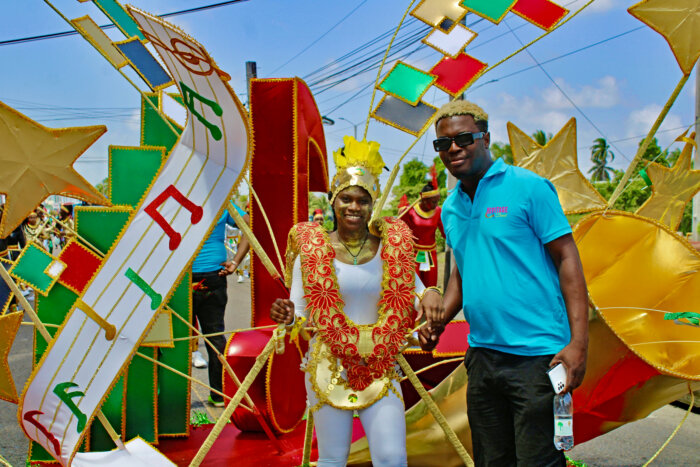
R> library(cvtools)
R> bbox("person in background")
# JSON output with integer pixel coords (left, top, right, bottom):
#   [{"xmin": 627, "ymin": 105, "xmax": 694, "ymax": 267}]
[
  {"xmin": 312, "ymin": 208, "xmax": 325, "ymax": 225},
  {"xmin": 191, "ymin": 205, "xmax": 250, "ymax": 407},
  {"xmin": 398, "ymin": 166, "xmax": 445, "ymax": 287},
  {"xmin": 422, "ymin": 100, "xmax": 588, "ymax": 467}
]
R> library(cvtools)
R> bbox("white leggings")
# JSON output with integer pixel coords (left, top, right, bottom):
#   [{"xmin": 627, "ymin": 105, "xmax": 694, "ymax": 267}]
[{"xmin": 312, "ymin": 386, "xmax": 408, "ymax": 467}]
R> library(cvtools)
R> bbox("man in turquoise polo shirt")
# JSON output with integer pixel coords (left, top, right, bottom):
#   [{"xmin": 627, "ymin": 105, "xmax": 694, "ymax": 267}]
[
  {"xmin": 422, "ymin": 100, "xmax": 588, "ymax": 466},
  {"xmin": 192, "ymin": 203, "xmax": 250, "ymax": 407}
]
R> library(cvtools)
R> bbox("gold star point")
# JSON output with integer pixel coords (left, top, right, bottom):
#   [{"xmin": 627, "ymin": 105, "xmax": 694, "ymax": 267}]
[
  {"xmin": 0, "ymin": 310, "xmax": 23, "ymax": 404},
  {"xmin": 636, "ymin": 135, "xmax": 700, "ymax": 230},
  {"xmin": 508, "ymin": 118, "xmax": 607, "ymax": 214},
  {"xmin": 628, "ymin": 0, "xmax": 700, "ymax": 75},
  {"xmin": 0, "ymin": 101, "xmax": 109, "ymax": 237}
]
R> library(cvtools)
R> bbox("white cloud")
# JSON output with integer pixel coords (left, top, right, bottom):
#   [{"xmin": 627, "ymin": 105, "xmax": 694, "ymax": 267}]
[
  {"xmin": 484, "ymin": 92, "xmax": 570, "ymax": 144},
  {"xmin": 626, "ymin": 105, "xmax": 683, "ymax": 140},
  {"xmin": 541, "ymin": 76, "xmax": 619, "ymax": 109},
  {"xmin": 573, "ymin": 0, "xmax": 618, "ymax": 15}
]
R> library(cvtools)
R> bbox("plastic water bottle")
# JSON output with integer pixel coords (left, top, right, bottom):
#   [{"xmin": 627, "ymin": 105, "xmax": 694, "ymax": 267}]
[{"xmin": 553, "ymin": 392, "xmax": 574, "ymax": 450}]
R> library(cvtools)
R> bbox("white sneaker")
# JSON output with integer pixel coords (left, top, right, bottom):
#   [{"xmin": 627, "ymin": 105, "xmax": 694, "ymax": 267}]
[
  {"xmin": 237, "ymin": 275, "xmax": 244, "ymax": 283},
  {"xmin": 192, "ymin": 351, "xmax": 208, "ymax": 368}
]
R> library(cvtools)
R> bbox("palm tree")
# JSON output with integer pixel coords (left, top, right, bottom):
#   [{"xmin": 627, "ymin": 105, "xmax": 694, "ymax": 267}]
[
  {"xmin": 588, "ymin": 137, "xmax": 615, "ymax": 182},
  {"xmin": 532, "ymin": 130, "xmax": 552, "ymax": 146}
]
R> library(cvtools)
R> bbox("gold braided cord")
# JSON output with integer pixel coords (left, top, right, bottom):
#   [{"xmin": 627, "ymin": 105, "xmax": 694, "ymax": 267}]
[
  {"xmin": 189, "ymin": 335, "xmax": 276, "ymax": 466},
  {"xmin": 398, "ymin": 356, "xmax": 463, "ymax": 382},
  {"xmin": 227, "ymin": 205, "xmax": 282, "ymax": 279},
  {"xmin": 373, "ymin": 0, "xmax": 597, "ymax": 217},
  {"xmin": 606, "ymin": 73, "xmax": 692, "ymax": 209},
  {"xmin": 301, "ymin": 410, "xmax": 314, "ymax": 467},
  {"xmin": 396, "ymin": 354, "xmax": 473, "ymax": 466},
  {"xmin": 641, "ymin": 383, "xmax": 696, "ymax": 467},
  {"xmin": 134, "ymin": 350, "xmax": 253, "ymax": 412},
  {"xmin": 169, "ymin": 324, "xmax": 276, "ymax": 341},
  {"xmin": 364, "ymin": 0, "xmax": 419, "ymax": 141}
]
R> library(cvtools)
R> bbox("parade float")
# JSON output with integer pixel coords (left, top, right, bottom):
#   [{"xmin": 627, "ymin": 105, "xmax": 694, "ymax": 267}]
[{"xmin": 0, "ymin": 0, "xmax": 698, "ymax": 466}]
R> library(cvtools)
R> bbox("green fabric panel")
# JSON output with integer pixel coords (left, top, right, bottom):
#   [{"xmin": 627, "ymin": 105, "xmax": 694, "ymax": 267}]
[
  {"xmin": 125, "ymin": 347, "xmax": 157, "ymax": 443},
  {"xmin": 141, "ymin": 94, "xmax": 182, "ymax": 153},
  {"xmin": 28, "ymin": 441, "xmax": 56, "ymax": 463},
  {"xmin": 88, "ymin": 375, "xmax": 125, "ymax": 451},
  {"xmin": 93, "ymin": 0, "xmax": 145, "ymax": 41},
  {"xmin": 158, "ymin": 272, "xmax": 192, "ymax": 435},
  {"xmin": 461, "ymin": 0, "xmax": 514, "ymax": 22},
  {"xmin": 75, "ymin": 208, "xmax": 131, "ymax": 256},
  {"xmin": 11, "ymin": 244, "xmax": 54, "ymax": 294},
  {"xmin": 167, "ymin": 92, "xmax": 184, "ymax": 107},
  {"xmin": 34, "ymin": 283, "xmax": 78, "ymax": 364},
  {"xmin": 378, "ymin": 62, "xmax": 434, "ymax": 105},
  {"xmin": 109, "ymin": 146, "xmax": 164, "ymax": 208}
]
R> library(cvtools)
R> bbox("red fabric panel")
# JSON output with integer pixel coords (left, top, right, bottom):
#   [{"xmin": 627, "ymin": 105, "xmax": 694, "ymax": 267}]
[
  {"xmin": 512, "ymin": 0, "xmax": 568, "ymax": 31},
  {"xmin": 57, "ymin": 241, "xmax": 102, "ymax": 294},
  {"xmin": 429, "ymin": 53, "xmax": 487, "ymax": 96}
]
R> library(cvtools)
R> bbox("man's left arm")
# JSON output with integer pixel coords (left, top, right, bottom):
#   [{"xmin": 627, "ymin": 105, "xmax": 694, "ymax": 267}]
[{"xmin": 546, "ymin": 233, "xmax": 588, "ymax": 393}]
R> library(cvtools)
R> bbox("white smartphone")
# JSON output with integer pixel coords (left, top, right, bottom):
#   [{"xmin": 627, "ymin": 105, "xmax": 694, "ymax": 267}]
[{"xmin": 547, "ymin": 363, "xmax": 567, "ymax": 394}]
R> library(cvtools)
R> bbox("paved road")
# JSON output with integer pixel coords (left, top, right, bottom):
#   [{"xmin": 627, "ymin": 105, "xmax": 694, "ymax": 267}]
[{"xmin": 2, "ymin": 281, "xmax": 698, "ymax": 466}]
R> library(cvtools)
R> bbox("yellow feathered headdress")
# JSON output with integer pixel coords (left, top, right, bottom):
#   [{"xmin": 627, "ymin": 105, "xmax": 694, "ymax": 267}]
[{"xmin": 330, "ymin": 135, "xmax": 385, "ymax": 204}]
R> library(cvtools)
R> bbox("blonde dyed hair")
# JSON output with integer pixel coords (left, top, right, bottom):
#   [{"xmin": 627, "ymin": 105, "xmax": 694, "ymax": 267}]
[{"xmin": 434, "ymin": 100, "xmax": 489, "ymax": 131}]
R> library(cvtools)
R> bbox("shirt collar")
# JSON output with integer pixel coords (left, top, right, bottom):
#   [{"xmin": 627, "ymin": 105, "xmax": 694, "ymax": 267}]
[{"xmin": 448, "ymin": 158, "xmax": 508, "ymax": 195}]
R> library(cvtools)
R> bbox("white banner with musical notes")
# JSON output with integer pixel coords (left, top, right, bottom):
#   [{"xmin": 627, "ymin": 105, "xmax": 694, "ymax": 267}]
[{"xmin": 19, "ymin": 8, "xmax": 250, "ymax": 465}]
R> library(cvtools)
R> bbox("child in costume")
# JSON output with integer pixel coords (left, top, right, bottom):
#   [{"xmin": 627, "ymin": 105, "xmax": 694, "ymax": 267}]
[{"xmin": 270, "ymin": 136, "xmax": 443, "ymax": 467}]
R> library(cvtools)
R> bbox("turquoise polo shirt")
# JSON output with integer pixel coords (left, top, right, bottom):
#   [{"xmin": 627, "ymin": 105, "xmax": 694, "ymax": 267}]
[
  {"xmin": 442, "ymin": 158, "xmax": 572, "ymax": 356},
  {"xmin": 192, "ymin": 204, "xmax": 245, "ymax": 273}
]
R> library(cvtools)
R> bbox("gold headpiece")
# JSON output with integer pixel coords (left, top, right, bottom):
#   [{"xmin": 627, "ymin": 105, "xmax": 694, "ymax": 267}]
[{"xmin": 330, "ymin": 136, "xmax": 385, "ymax": 204}]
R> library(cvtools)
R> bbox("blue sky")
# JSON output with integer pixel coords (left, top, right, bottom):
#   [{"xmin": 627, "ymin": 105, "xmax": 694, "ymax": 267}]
[{"xmin": 1, "ymin": 0, "xmax": 696, "ymax": 189}]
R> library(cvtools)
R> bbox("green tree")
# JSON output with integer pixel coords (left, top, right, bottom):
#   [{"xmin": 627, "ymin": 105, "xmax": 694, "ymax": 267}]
[
  {"xmin": 490, "ymin": 141, "xmax": 513, "ymax": 164},
  {"xmin": 386, "ymin": 159, "xmax": 429, "ymax": 215},
  {"xmin": 95, "ymin": 177, "xmax": 109, "ymax": 198},
  {"xmin": 532, "ymin": 129, "xmax": 552, "ymax": 146},
  {"xmin": 588, "ymin": 137, "xmax": 615, "ymax": 182}
]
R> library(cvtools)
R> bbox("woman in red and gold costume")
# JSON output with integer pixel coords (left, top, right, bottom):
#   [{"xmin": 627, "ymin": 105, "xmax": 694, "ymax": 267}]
[
  {"xmin": 399, "ymin": 168, "xmax": 445, "ymax": 287},
  {"xmin": 270, "ymin": 136, "xmax": 442, "ymax": 467}
]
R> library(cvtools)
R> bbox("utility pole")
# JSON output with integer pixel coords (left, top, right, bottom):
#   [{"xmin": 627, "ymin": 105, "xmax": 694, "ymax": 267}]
[
  {"xmin": 245, "ymin": 61, "xmax": 257, "ymax": 103},
  {"xmin": 693, "ymin": 61, "xmax": 699, "ymax": 241}
]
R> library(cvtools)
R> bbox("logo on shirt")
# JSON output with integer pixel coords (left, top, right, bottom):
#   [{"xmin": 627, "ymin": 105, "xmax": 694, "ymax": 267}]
[{"xmin": 485, "ymin": 206, "xmax": 508, "ymax": 218}]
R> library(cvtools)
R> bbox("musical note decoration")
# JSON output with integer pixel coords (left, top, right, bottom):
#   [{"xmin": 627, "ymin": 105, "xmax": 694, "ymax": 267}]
[
  {"xmin": 143, "ymin": 184, "xmax": 204, "ymax": 251},
  {"xmin": 124, "ymin": 268, "xmax": 163, "ymax": 310},
  {"xmin": 53, "ymin": 382, "xmax": 88, "ymax": 433}
]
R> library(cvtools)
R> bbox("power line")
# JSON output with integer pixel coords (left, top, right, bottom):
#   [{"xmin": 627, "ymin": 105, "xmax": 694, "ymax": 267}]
[
  {"xmin": 0, "ymin": 0, "xmax": 250, "ymax": 47},
  {"xmin": 266, "ymin": 0, "xmax": 369, "ymax": 77},
  {"xmin": 504, "ymin": 20, "xmax": 633, "ymax": 163}
]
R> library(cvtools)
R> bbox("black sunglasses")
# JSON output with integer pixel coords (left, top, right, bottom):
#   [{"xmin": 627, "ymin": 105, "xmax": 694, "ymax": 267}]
[{"xmin": 433, "ymin": 131, "xmax": 485, "ymax": 152}]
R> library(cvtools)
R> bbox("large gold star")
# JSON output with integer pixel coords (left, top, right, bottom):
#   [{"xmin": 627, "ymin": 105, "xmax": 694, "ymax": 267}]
[
  {"xmin": 0, "ymin": 310, "xmax": 22, "ymax": 404},
  {"xmin": 628, "ymin": 0, "xmax": 700, "ymax": 75},
  {"xmin": 636, "ymin": 134, "xmax": 700, "ymax": 230},
  {"xmin": 0, "ymin": 100, "xmax": 109, "ymax": 237},
  {"xmin": 508, "ymin": 118, "xmax": 607, "ymax": 214}
]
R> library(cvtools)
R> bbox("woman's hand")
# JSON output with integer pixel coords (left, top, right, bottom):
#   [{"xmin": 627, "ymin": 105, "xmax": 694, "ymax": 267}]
[
  {"xmin": 270, "ymin": 298, "xmax": 295, "ymax": 325},
  {"xmin": 417, "ymin": 289, "xmax": 445, "ymax": 342}
]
